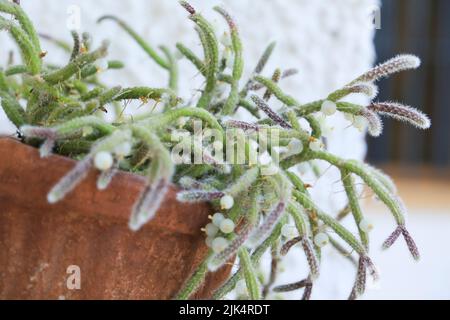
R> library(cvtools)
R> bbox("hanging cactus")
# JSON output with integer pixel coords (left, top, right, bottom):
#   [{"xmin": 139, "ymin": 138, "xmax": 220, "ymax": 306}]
[{"xmin": 0, "ymin": 0, "xmax": 431, "ymax": 301}]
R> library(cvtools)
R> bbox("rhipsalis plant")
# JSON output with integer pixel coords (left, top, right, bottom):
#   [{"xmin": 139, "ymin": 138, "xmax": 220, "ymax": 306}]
[{"xmin": 1, "ymin": 1, "xmax": 430, "ymax": 300}]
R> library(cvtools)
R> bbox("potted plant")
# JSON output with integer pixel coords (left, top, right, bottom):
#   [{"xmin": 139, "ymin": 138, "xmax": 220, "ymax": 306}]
[{"xmin": 0, "ymin": 1, "xmax": 430, "ymax": 300}]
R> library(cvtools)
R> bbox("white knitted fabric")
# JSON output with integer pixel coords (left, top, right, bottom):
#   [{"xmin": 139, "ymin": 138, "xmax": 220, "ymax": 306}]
[{"xmin": 0, "ymin": 0, "xmax": 378, "ymax": 299}]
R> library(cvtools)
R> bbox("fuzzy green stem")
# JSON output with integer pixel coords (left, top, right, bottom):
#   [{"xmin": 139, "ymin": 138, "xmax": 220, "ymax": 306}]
[
  {"xmin": 81, "ymin": 88, "xmax": 104, "ymax": 102},
  {"xmin": 0, "ymin": 68, "xmax": 7, "ymax": 91},
  {"xmin": 241, "ymin": 41, "xmax": 276, "ymax": 97},
  {"xmin": 4, "ymin": 64, "xmax": 28, "ymax": 76},
  {"xmin": 264, "ymin": 69, "xmax": 281, "ymax": 101},
  {"xmin": 341, "ymin": 168, "xmax": 369, "ymax": 249},
  {"xmin": 0, "ymin": 92, "xmax": 25, "ymax": 128},
  {"xmin": 293, "ymin": 190, "xmax": 367, "ymax": 255},
  {"xmin": 238, "ymin": 99, "xmax": 260, "ymax": 118},
  {"xmin": 238, "ymin": 248, "xmax": 261, "ymax": 300},
  {"xmin": 113, "ymin": 87, "xmax": 178, "ymax": 108},
  {"xmin": 175, "ymin": 257, "xmax": 209, "ymax": 300},
  {"xmin": 108, "ymin": 60, "xmax": 125, "ymax": 69},
  {"xmin": 38, "ymin": 33, "xmax": 71, "ymax": 52},
  {"xmin": 305, "ymin": 115, "xmax": 322, "ymax": 138},
  {"xmin": 54, "ymin": 116, "xmax": 115, "ymax": 136},
  {"xmin": 160, "ymin": 46, "xmax": 178, "ymax": 92},
  {"xmin": 212, "ymin": 216, "xmax": 287, "ymax": 299},
  {"xmin": 286, "ymin": 171, "xmax": 308, "ymax": 193},
  {"xmin": 214, "ymin": 6, "xmax": 244, "ymax": 115},
  {"xmin": 226, "ymin": 167, "xmax": 260, "ymax": 198},
  {"xmin": 0, "ymin": 16, "xmax": 41, "ymax": 75},
  {"xmin": 131, "ymin": 125, "xmax": 174, "ymax": 180},
  {"xmin": 70, "ymin": 30, "xmax": 80, "ymax": 61},
  {"xmin": 139, "ymin": 107, "xmax": 223, "ymax": 133},
  {"xmin": 94, "ymin": 86, "xmax": 122, "ymax": 112},
  {"xmin": 287, "ymin": 202, "xmax": 308, "ymax": 236},
  {"xmin": 72, "ymin": 80, "xmax": 88, "ymax": 95},
  {"xmin": 253, "ymin": 75, "xmax": 299, "ymax": 107},
  {"xmin": 80, "ymin": 60, "xmax": 125, "ymax": 79},
  {"xmin": 295, "ymin": 101, "xmax": 363, "ymax": 118},
  {"xmin": 294, "ymin": 100, "xmax": 323, "ymax": 116},
  {"xmin": 0, "ymin": 0, "xmax": 41, "ymax": 52},
  {"xmin": 176, "ymin": 42, "xmax": 206, "ymax": 75},
  {"xmin": 43, "ymin": 41, "xmax": 109, "ymax": 84},
  {"xmin": 189, "ymin": 14, "xmax": 219, "ymax": 109},
  {"xmin": 310, "ymin": 150, "xmax": 406, "ymax": 226}
]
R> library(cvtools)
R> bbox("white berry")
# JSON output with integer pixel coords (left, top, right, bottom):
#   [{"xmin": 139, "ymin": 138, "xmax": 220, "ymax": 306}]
[
  {"xmin": 220, "ymin": 195, "xmax": 234, "ymax": 210},
  {"xmin": 114, "ymin": 142, "xmax": 132, "ymax": 158},
  {"xmin": 258, "ymin": 153, "xmax": 272, "ymax": 166},
  {"xmin": 354, "ymin": 116, "xmax": 368, "ymax": 131},
  {"xmin": 314, "ymin": 233, "xmax": 329, "ymax": 248},
  {"xmin": 321, "ymin": 100, "xmax": 337, "ymax": 116},
  {"xmin": 205, "ymin": 237, "xmax": 214, "ymax": 248},
  {"xmin": 94, "ymin": 151, "xmax": 114, "ymax": 171},
  {"xmin": 220, "ymin": 219, "xmax": 235, "ymax": 234},
  {"xmin": 288, "ymin": 139, "xmax": 304, "ymax": 155},
  {"xmin": 309, "ymin": 140, "xmax": 323, "ymax": 152},
  {"xmin": 281, "ymin": 225, "xmax": 297, "ymax": 239},
  {"xmin": 212, "ymin": 237, "xmax": 229, "ymax": 254},
  {"xmin": 359, "ymin": 219, "xmax": 374, "ymax": 233},
  {"xmin": 319, "ymin": 118, "xmax": 334, "ymax": 138},
  {"xmin": 47, "ymin": 191, "xmax": 59, "ymax": 204},
  {"xmin": 222, "ymin": 165, "xmax": 232, "ymax": 175},
  {"xmin": 212, "ymin": 213, "xmax": 226, "ymax": 227},
  {"xmin": 205, "ymin": 223, "xmax": 219, "ymax": 237}
]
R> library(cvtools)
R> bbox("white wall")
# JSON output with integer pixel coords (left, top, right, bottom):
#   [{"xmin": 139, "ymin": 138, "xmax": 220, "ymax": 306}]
[{"xmin": 0, "ymin": 0, "xmax": 381, "ymax": 299}]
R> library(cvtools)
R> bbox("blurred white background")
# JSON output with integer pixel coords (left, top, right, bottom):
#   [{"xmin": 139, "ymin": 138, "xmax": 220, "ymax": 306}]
[{"xmin": 2, "ymin": 0, "xmax": 448, "ymax": 300}]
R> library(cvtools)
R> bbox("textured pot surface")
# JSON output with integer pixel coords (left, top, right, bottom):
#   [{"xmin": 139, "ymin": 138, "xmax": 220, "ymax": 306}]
[{"xmin": 0, "ymin": 138, "xmax": 230, "ymax": 300}]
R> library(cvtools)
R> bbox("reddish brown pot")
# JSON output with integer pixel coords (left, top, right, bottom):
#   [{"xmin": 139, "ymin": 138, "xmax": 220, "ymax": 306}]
[{"xmin": 0, "ymin": 138, "xmax": 231, "ymax": 300}]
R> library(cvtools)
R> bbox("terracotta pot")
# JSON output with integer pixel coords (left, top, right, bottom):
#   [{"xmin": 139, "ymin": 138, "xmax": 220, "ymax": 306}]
[{"xmin": 0, "ymin": 138, "xmax": 231, "ymax": 300}]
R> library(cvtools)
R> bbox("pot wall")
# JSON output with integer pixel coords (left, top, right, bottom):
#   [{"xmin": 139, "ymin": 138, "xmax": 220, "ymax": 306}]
[{"xmin": 0, "ymin": 138, "xmax": 230, "ymax": 300}]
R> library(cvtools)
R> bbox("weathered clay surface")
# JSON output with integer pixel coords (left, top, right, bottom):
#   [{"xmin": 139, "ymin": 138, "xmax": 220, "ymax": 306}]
[{"xmin": 0, "ymin": 138, "xmax": 230, "ymax": 300}]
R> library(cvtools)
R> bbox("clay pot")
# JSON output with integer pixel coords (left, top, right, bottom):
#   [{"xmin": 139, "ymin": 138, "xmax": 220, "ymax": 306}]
[{"xmin": 0, "ymin": 138, "xmax": 231, "ymax": 300}]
